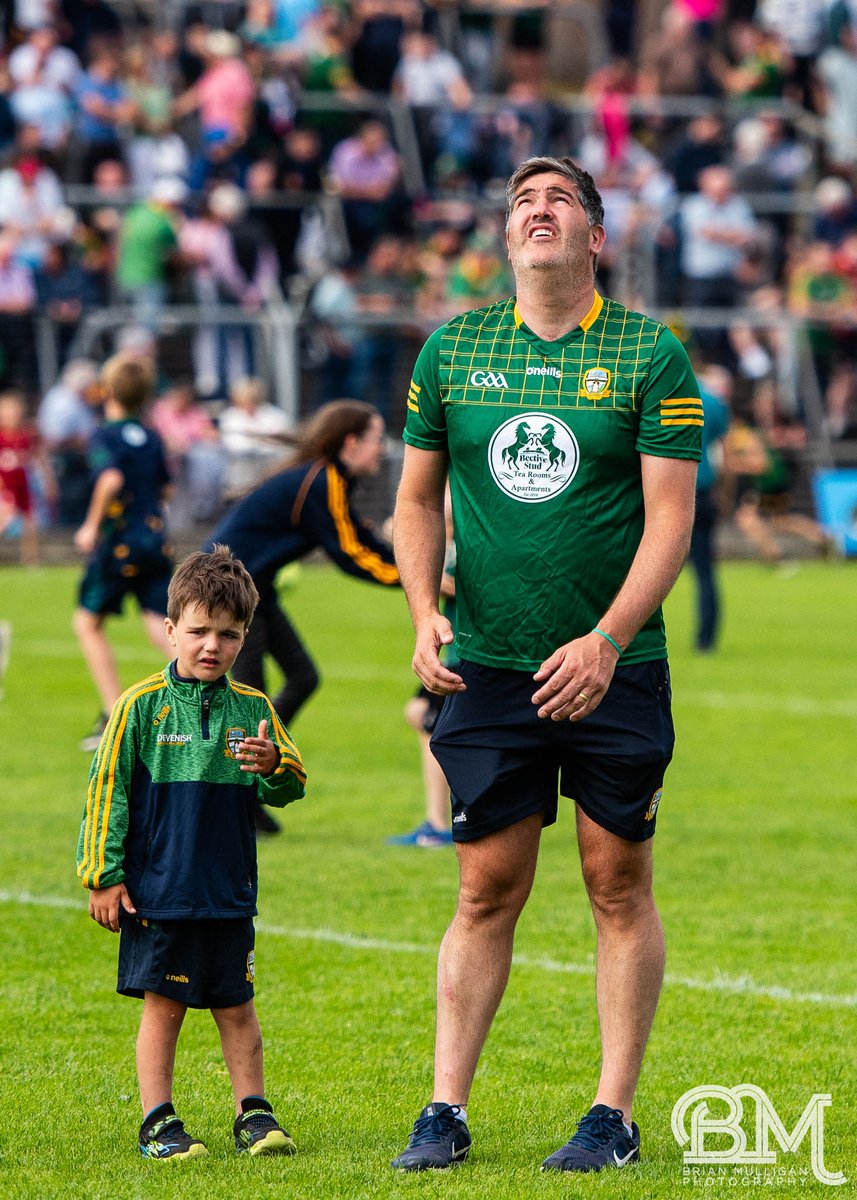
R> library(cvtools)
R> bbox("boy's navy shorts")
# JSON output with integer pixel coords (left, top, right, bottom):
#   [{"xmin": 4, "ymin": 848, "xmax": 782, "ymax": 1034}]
[
  {"xmin": 430, "ymin": 658, "xmax": 675, "ymax": 844},
  {"xmin": 414, "ymin": 685, "xmax": 446, "ymax": 734},
  {"xmin": 118, "ymin": 915, "xmax": 256, "ymax": 1009},
  {"xmin": 78, "ymin": 538, "xmax": 172, "ymax": 617}
]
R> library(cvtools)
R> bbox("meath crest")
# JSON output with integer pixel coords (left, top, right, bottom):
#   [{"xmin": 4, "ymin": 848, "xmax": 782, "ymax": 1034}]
[
  {"xmin": 488, "ymin": 412, "xmax": 580, "ymax": 503},
  {"xmin": 225, "ymin": 727, "xmax": 246, "ymax": 759},
  {"xmin": 581, "ymin": 367, "xmax": 610, "ymax": 399}
]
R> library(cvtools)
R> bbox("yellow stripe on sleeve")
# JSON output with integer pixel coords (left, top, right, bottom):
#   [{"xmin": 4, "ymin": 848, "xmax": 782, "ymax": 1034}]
[{"xmin": 326, "ymin": 467, "xmax": 399, "ymax": 584}]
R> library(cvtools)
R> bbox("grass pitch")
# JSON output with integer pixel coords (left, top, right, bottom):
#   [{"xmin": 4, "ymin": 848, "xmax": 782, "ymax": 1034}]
[{"xmin": 0, "ymin": 560, "xmax": 854, "ymax": 1199}]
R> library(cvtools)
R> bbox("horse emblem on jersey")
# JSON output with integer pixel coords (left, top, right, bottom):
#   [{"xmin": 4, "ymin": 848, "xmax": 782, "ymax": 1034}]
[
  {"xmin": 582, "ymin": 367, "xmax": 611, "ymax": 399},
  {"xmin": 489, "ymin": 412, "xmax": 579, "ymax": 504},
  {"xmin": 225, "ymin": 727, "xmax": 246, "ymax": 759}
]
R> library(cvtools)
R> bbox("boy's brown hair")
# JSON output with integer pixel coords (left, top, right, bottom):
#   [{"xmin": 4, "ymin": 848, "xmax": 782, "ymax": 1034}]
[
  {"xmin": 100, "ymin": 352, "xmax": 155, "ymax": 415},
  {"xmin": 167, "ymin": 544, "xmax": 259, "ymax": 628}
]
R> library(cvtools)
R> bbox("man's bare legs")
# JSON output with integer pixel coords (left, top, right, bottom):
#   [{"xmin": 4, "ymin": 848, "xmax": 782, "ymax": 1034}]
[
  {"xmin": 576, "ymin": 807, "xmax": 665, "ymax": 1125},
  {"xmin": 433, "ymin": 813, "xmax": 543, "ymax": 1104}
]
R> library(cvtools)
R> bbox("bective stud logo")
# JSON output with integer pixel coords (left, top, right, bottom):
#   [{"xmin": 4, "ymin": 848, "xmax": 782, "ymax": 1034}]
[
  {"xmin": 582, "ymin": 367, "xmax": 611, "ymax": 398},
  {"xmin": 672, "ymin": 1085, "xmax": 846, "ymax": 1187},
  {"xmin": 226, "ymin": 727, "xmax": 246, "ymax": 759},
  {"xmin": 488, "ymin": 412, "xmax": 580, "ymax": 504},
  {"xmin": 470, "ymin": 370, "xmax": 508, "ymax": 389}
]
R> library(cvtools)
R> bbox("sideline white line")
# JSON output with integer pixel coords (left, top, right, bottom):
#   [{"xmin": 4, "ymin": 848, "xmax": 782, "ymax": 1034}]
[{"xmin": 4, "ymin": 891, "xmax": 855, "ymax": 1009}]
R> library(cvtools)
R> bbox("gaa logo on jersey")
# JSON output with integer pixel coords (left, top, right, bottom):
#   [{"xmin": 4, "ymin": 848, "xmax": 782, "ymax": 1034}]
[
  {"xmin": 225, "ymin": 727, "xmax": 246, "ymax": 759},
  {"xmin": 488, "ymin": 412, "xmax": 580, "ymax": 504},
  {"xmin": 581, "ymin": 367, "xmax": 611, "ymax": 399}
]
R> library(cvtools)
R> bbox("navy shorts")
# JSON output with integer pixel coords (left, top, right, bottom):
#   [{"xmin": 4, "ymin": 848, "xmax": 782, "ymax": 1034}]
[
  {"xmin": 430, "ymin": 659, "xmax": 675, "ymax": 843},
  {"xmin": 78, "ymin": 536, "xmax": 172, "ymax": 617},
  {"xmin": 118, "ymin": 915, "xmax": 256, "ymax": 1009}
]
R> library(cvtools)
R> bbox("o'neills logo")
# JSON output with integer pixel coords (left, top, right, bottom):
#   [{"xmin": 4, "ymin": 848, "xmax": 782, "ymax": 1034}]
[
  {"xmin": 526, "ymin": 364, "xmax": 561, "ymax": 379},
  {"xmin": 488, "ymin": 412, "xmax": 580, "ymax": 504},
  {"xmin": 157, "ymin": 732, "xmax": 192, "ymax": 744}
]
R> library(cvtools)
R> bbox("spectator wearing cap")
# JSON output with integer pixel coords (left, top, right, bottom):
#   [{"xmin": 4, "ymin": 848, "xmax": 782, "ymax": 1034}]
[{"xmin": 115, "ymin": 176, "xmax": 187, "ymax": 333}]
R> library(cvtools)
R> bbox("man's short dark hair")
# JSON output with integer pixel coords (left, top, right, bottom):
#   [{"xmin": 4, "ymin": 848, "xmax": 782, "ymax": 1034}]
[
  {"xmin": 505, "ymin": 157, "xmax": 605, "ymax": 231},
  {"xmin": 167, "ymin": 544, "xmax": 259, "ymax": 629}
]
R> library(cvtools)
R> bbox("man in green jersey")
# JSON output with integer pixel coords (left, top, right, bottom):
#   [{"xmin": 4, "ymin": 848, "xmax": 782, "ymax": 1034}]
[{"xmin": 391, "ymin": 157, "xmax": 702, "ymax": 1174}]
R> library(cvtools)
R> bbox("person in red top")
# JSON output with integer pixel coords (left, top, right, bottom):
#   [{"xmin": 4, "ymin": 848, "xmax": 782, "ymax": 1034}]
[{"xmin": 0, "ymin": 388, "xmax": 55, "ymax": 565}]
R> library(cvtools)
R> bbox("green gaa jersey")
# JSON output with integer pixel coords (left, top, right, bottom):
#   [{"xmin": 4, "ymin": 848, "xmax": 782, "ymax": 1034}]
[{"xmin": 403, "ymin": 292, "xmax": 702, "ymax": 670}]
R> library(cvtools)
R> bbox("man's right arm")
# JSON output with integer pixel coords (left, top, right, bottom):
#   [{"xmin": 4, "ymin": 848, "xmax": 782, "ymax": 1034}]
[{"xmin": 393, "ymin": 445, "xmax": 464, "ymax": 694}]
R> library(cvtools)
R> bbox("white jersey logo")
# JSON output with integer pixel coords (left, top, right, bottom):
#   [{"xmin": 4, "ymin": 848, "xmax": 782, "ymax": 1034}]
[
  {"xmin": 121, "ymin": 423, "xmax": 148, "ymax": 447},
  {"xmin": 488, "ymin": 412, "xmax": 579, "ymax": 504},
  {"xmin": 470, "ymin": 370, "xmax": 508, "ymax": 389}
]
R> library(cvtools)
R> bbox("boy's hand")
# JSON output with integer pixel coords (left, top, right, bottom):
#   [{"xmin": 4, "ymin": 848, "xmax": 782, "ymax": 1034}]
[
  {"xmin": 89, "ymin": 883, "xmax": 136, "ymax": 932},
  {"xmin": 74, "ymin": 522, "xmax": 99, "ymax": 555},
  {"xmin": 237, "ymin": 719, "xmax": 279, "ymax": 776}
]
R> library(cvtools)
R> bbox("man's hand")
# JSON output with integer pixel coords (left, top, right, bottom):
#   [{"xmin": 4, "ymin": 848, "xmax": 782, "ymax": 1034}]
[
  {"xmin": 237, "ymin": 719, "xmax": 279, "ymax": 775},
  {"xmin": 412, "ymin": 613, "xmax": 466, "ymax": 696},
  {"xmin": 89, "ymin": 883, "xmax": 136, "ymax": 932},
  {"xmin": 531, "ymin": 630, "xmax": 621, "ymax": 721}
]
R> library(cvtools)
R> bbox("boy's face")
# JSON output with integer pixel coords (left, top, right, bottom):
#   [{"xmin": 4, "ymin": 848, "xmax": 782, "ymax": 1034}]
[{"xmin": 165, "ymin": 603, "xmax": 246, "ymax": 682}]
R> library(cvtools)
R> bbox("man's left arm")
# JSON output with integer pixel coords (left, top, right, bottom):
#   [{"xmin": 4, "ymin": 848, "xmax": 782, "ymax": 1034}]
[{"xmin": 532, "ymin": 454, "xmax": 697, "ymax": 721}]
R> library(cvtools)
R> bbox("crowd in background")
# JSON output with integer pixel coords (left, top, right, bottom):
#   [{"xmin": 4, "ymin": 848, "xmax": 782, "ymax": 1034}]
[{"xmin": 2, "ymin": 0, "xmax": 857, "ymax": 555}]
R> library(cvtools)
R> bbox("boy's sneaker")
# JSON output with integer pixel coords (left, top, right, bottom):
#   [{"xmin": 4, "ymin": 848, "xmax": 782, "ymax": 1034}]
[
  {"xmin": 233, "ymin": 1096, "xmax": 296, "ymax": 1156},
  {"xmin": 139, "ymin": 1103, "xmax": 208, "ymax": 1160},
  {"xmin": 80, "ymin": 712, "xmax": 108, "ymax": 753},
  {"xmin": 391, "ymin": 1102, "xmax": 471, "ymax": 1171},
  {"xmin": 541, "ymin": 1104, "xmax": 640, "ymax": 1173},
  {"xmin": 386, "ymin": 821, "xmax": 453, "ymax": 848}
]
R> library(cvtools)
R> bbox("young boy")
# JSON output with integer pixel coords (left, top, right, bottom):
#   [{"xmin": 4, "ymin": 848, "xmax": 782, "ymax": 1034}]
[
  {"xmin": 73, "ymin": 352, "xmax": 174, "ymax": 751},
  {"xmin": 76, "ymin": 545, "xmax": 307, "ymax": 1160}
]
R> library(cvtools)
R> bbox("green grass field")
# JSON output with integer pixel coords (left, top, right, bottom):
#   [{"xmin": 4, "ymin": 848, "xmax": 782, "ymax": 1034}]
[{"xmin": 0, "ymin": 560, "xmax": 854, "ymax": 1199}]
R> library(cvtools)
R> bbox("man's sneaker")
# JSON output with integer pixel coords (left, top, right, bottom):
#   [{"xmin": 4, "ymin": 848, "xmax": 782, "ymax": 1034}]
[
  {"xmin": 255, "ymin": 803, "xmax": 282, "ymax": 836},
  {"xmin": 541, "ymin": 1104, "xmax": 640, "ymax": 1173},
  {"xmin": 386, "ymin": 821, "xmax": 453, "ymax": 848},
  {"xmin": 233, "ymin": 1096, "xmax": 296, "ymax": 1156},
  {"xmin": 391, "ymin": 1102, "xmax": 471, "ymax": 1171},
  {"xmin": 79, "ymin": 712, "xmax": 108, "ymax": 753},
  {"xmin": 139, "ymin": 1103, "xmax": 208, "ymax": 1160}
]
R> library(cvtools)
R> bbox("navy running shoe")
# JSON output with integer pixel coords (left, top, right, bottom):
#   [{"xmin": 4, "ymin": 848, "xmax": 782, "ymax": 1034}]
[
  {"xmin": 541, "ymin": 1104, "xmax": 640, "ymax": 1173},
  {"xmin": 391, "ymin": 1102, "xmax": 471, "ymax": 1171},
  {"xmin": 139, "ymin": 1103, "xmax": 208, "ymax": 1160},
  {"xmin": 234, "ymin": 1097, "xmax": 296, "ymax": 1156}
]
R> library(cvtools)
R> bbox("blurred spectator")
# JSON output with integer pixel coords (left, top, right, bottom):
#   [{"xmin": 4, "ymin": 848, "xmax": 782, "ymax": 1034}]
[
  {"xmin": 149, "ymin": 378, "xmax": 225, "ymax": 526},
  {"xmin": 8, "ymin": 21, "xmax": 80, "ymax": 152},
  {"xmin": 35, "ymin": 241, "xmax": 99, "ymax": 364},
  {"xmin": 70, "ymin": 46, "xmax": 136, "ymax": 182},
  {"xmin": 392, "ymin": 28, "xmax": 474, "ymax": 182},
  {"xmin": 719, "ymin": 21, "xmax": 786, "ymax": 99},
  {"xmin": 115, "ymin": 176, "xmax": 187, "ymax": 333},
  {"xmin": 0, "ymin": 233, "xmax": 38, "ymax": 392},
  {"xmin": 239, "ymin": 0, "xmax": 293, "ymax": 51},
  {"xmin": 756, "ymin": 0, "xmax": 828, "ymax": 111},
  {"xmin": 173, "ymin": 30, "xmax": 256, "ymax": 189},
  {"xmin": 352, "ymin": 234, "xmax": 413, "ymax": 414},
  {"xmin": 639, "ymin": 6, "xmax": 723, "ymax": 98},
  {"xmin": 327, "ymin": 118, "xmax": 405, "ymax": 261},
  {"xmin": 679, "ymin": 164, "xmax": 758, "ymax": 354},
  {"xmin": 36, "ymin": 356, "xmax": 100, "ymax": 525},
  {"xmin": 60, "ymin": 0, "xmax": 123, "ymax": 60},
  {"xmin": 0, "ymin": 387, "xmax": 55, "ymax": 565},
  {"xmin": 788, "ymin": 239, "xmax": 856, "ymax": 407},
  {"xmin": 445, "ymin": 228, "xmax": 510, "ymax": 314},
  {"xmin": 812, "ymin": 175, "xmax": 857, "ymax": 246},
  {"xmin": 350, "ymin": 0, "xmax": 415, "ymax": 93},
  {"xmin": 665, "ymin": 113, "xmax": 726, "ymax": 194},
  {"xmin": 0, "ymin": 143, "xmax": 68, "ymax": 269},
  {"xmin": 689, "ymin": 361, "xmax": 730, "ymax": 652},
  {"xmin": 817, "ymin": 21, "xmax": 857, "ymax": 171},
  {"xmin": 0, "ymin": 63, "xmax": 18, "ymax": 159},
  {"xmin": 306, "ymin": 256, "xmax": 365, "ymax": 401},
  {"xmin": 218, "ymin": 375, "xmax": 290, "ymax": 496}
]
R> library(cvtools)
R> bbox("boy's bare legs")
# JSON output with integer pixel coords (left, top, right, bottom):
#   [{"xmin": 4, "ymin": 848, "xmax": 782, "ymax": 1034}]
[
  {"xmin": 143, "ymin": 609, "xmax": 173, "ymax": 658},
  {"xmin": 72, "ymin": 607, "xmax": 121, "ymax": 713},
  {"xmin": 20, "ymin": 514, "xmax": 39, "ymax": 567},
  {"xmin": 404, "ymin": 696, "xmax": 450, "ymax": 832},
  {"xmin": 212, "ymin": 1000, "xmax": 264, "ymax": 1113},
  {"xmin": 137, "ymin": 991, "xmax": 187, "ymax": 1114}
]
